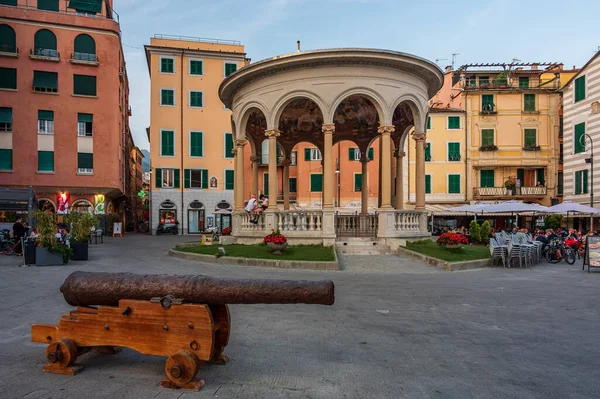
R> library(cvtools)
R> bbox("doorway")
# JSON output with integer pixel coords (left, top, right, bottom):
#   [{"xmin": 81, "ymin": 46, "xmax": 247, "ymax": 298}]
[{"xmin": 188, "ymin": 209, "xmax": 205, "ymax": 234}]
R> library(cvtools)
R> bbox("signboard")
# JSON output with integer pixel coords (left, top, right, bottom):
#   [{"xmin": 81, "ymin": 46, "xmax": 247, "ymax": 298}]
[
  {"xmin": 583, "ymin": 236, "xmax": 600, "ymax": 272},
  {"xmin": 94, "ymin": 195, "xmax": 105, "ymax": 214},
  {"xmin": 201, "ymin": 233, "xmax": 213, "ymax": 246},
  {"xmin": 113, "ymin": 222, "xmax": 123, "ymax": 237}
]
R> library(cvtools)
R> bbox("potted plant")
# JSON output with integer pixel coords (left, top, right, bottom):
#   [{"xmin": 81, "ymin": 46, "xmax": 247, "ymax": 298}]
[
  {"xmin": 522, "ymin": 145, "xmax": 541, "ymax": 151},
  {"xmin": 67, "ymin": 211, "xmax": 98, "ymax": 260},
  {"xmin": 221, "ymin": 227, "xmax": 232, "ymax": 236},
  {"xmin": 35, "ymin": 210, "xmax": 72, "ymax": 266},
  {"xmin": 504, "ymin": 177, "xmax": 516, "ymax": 195},
  {"xmin": 479, "ymin": 144, "xmax": 499, "ymax": 152},
  {"xmin": 436, "ymin": 232, "xmax": 469, "ymax": 249},
  {"xmin": 263, "ymin": 229, "xmax": 288, "ymax": 255},
  {"xmin": 494, "ymin": 72, "xmax": 508, "ymax": 88}
]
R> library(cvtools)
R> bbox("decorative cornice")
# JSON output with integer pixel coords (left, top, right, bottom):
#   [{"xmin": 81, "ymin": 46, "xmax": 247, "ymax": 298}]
[
  {"xmin": 377, "ymin": 125, "xmax": 395, "ymax": 135},
  {"xmin": 264, "ymin": 129, "xmax": 281, "ymax": 138},
  {"xmin": 412, "ymin": 132, "xmax": 426, "ymax": 141},
  {"xmin": 322, "ymin": 123, "xmax": 335, "ymax": 134}
]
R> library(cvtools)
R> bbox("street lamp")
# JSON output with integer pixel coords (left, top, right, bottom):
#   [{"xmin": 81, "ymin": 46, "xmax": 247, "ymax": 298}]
[{"xmin": 581, "ymin": 133, "xmax": 594, "ymax": 229}]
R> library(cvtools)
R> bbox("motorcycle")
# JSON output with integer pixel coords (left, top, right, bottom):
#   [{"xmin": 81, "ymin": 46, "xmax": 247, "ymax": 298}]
[{"xmin": 156, "ymin": 221, "xmax": 179, "ymax": 235}]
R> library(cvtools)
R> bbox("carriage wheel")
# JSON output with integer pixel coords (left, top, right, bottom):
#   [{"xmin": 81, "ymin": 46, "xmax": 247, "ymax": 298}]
[
  {"xmin": 43, "ymin": 339, "xmax": 81, "ymax": 375},
  {"xmin": 161, "ymin": 351, "xmax": 204, "ymax": 391}
]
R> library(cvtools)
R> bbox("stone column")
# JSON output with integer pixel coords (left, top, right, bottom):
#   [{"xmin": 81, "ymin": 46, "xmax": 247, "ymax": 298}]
[
  {"xmin": 360, "ymin": 156, "xmax": 369, "ymax": 215},
  {"xmin": 322, "ymin": 124, "xmax": 335, "ymax": 209},
  {"xmin": 395, "ymin": 150, "xmax": 405, "ymax": 210},
  {"xmin": 282, "ymin": 158, "xmax": 291, "ymax": 210},
  {"xmin": 233, "ymin": 139, "xmax": 247, "ymax": 211},
  {"xmin": 250, "ymin": 155, "xmax": 259, "ymax": 196},
  {"xmin": 265, "ymin": 129, "xmax": 280, "ymax": 208},
  {"xmin": 413, "ymin": 131, "xmax": 426, "ymax": 210},
  {"xmin": 378, "ymin": 125, "xmax": 395, "ymax": 209}
]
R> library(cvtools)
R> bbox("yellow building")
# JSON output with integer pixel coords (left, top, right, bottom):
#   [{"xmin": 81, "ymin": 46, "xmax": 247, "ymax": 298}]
[{"xmin": 144, "ymin": 35, "xmax": 247, "ymax": 234}]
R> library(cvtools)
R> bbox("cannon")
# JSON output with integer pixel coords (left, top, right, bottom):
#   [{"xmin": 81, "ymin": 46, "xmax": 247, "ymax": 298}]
[{"xmin": 32, "ymin": 271, "xmax": 335, "ymax": 391}]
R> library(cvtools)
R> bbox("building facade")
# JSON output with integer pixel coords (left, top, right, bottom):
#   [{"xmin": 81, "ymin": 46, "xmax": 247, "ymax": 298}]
[
  {"xmin": 145, "ymin": 35, "xmax": 247, "ymax": 235},
  {"xmin": 0, "ymin": 0, "xmax": 135, "ymax": 219}
]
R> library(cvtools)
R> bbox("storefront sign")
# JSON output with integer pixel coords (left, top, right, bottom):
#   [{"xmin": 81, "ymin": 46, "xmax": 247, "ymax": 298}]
[
  {"xmin": 584, "ymin": 236, "xmax": 600, "ymax": 270},
  {"xmin": 56, "ymin": 193, "xmax": 70, "ymax": 214},
  {"xmin": 94, "ymin": 195, "xmax": 105, "ymax": 214},
  {"xmin": 160, "ymin": 200, "xmax": 176, "ymax": 209}
]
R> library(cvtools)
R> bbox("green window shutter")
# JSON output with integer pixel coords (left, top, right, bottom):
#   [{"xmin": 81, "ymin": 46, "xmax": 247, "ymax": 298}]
[
  {"xmin": 519, "ymin": 77, "xmax": 529, "ymax": 88},
  {"xmin": 224, "ymin": 133, "xmax": 234, "ymax": 158},
  {"xmin": 517, "ymin": 169, "xmax": 525, "ymax": 186},
  {"xmin": 201, "ymin": 169, "xmax": 209, "ymax": 189},
  {"xmin": 155, "ymin": 168, "xmax": 162, "ymax": 188},
  {"xmin": 0, "ymin": 24, "xmax": 17, "ymax": 53},
  {"xmin": 427, "ymin": 116, "xmax": 431, "ymax": 130},
  {"xmin": 68, "ymin": 0, "xmax": 102, "ymax": 13},
  {"xmin": 225, "ymin": 170, "xmax": 234, "ymax": 190},
  {"xmin": 225, "ymin": 63, "xmax": 237, "ymax": 76},
  {"xmin": 0, "ymin": 67, "xmax": 17, "ymax": 89},
  {"xmin": 524, "ymin": 129, "xmax": 537, "ymax": 147},
  {"xmin": 524, "ymin": 94, "xmax": 536, "ymax": 111},
  {"xmin": 583, "ymin": 169, "xmax": 589, "ymax": 194},
  {"xmin": 448, "ymin": 143, "xmax": 460, "ymax": 161},
  {"xmin": 575, "ymin": 171, "xmax": 582, "ymax": 195},
  {"xmin": 263, "ymin": 173, "xmax": 269, "ymax": 196},
  {"xmin": 481, "ymin": 129, "xmax": 494, "ymax": 146},
  {"xmin": 37, "ymin": 0, "xmax": 59, "ymax": 12},
  {"xmin": 173, "ymin": 169, "xmax": 180, "ymax": 188},
  {"xmin": 574, "ymin": 76, "xmax": 586, "ymax": 102},
  {"xmin": 304, "ymin": 148, "xmax": 311, "ymax": 161},
  {"xmin": 0, "ymin": 149, "xmax": 12, "ymax": 170},
  {"xmin": 482, "ymin": 94, "xmax": 494, "ymax": 112},
  {"xmin": 33, "ymin": 71, "xmax": 58, "ymax": 90},
  {"xmin": 425, "ymin": 175, "xmax": 431, "ymax": 194},
  {"xmin": 448, "ymin": 116, "xmax": 460, "ymax": 129},
  {"xmin": 354, "ymin": 174, "xmax": 362, "ymax": 192},
  {"xmin": 190, "ymin": 132, "xmax": 203, "ymax": 156},
  {"xmin": 161, "ymin": 89, "xmax": 174, "ymax": 105},
  {"xmin": 161, "ymin": 131, "xmax": 174, "ymax": 156},
  {"xmin": 38, "ymin": 151, "xmax": 54, "ymax": 171},
  {"xmin": 34, "ymin": 29, "xmax": 56, "ymax": 50},
  {"xmin": 0, "ymin": 1, "xmax": 17, "ymax": 6},
  {"xmin": 348, "ymin": 148, "xmax": 355, "ymax": 161},
  {"xmin": 289, "ymin": 178, "xmax": 297, "ymax": 193},
  {"xmin": 574, "ymin": 123, "xmax": 585, "ymax": 153},
  {"xmin": 73, "ymin": 75, "xmax": 97, "ymax": 96},
  {"xmin": 38, "ymin": 110, "xmax": 54, "ymax": 120},
  {"xmin": 537, "ymin": 168, "xmax": 545, "ymax": 187},
  {"xmin": 0, "ymin": 107, "xmax": 12, "ymax": 123},
  {"xmin": 184, "ymin": 169, "xmax": 190, "ymax": 188},
  {"xmin": 190, "ymin": 60, "xmax": 203, "ymax": 75},
  {"xmin": 190, "ymin": 91, "xmax": 203, "ymax": 107},
  {"xmin": 480, "ymin": 170, "xmax": 495, "ymax": 188},
  {"xmin": 160, "ymin": 58, "xmax": 173, "ymax": 73},
  {"xmin": 77, "ymin": 113, "xmax": 92, "ymax": 123},
  {"xmin": 368, "ymin": 148, "xmax": 374, "ymax": 161},
  {"xmin": 448, "ymin": 175, "xmax": 460, "ymax": 194},
  {"xmin": 77, "ymin": 153, "xmax": 93, "ymax": 169},
  {"xmin": 74, "ymin": 34, "xmax": 95, "ymax": 55},
  {"xmin": 311, "ymin": 174, "xmax": 323, "ymax": 192},
  {"xmin": 425, "ymin": 143, "xmax": 431, "ymax": 161}
]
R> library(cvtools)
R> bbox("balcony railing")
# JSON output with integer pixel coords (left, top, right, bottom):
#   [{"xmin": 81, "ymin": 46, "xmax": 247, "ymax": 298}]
[
  {"xmin": 448, "ymin": 153, "xmax": 461, "ymax": 162},
  {"xmin": 30, "ymin": 48, "xmax": 59, "ymax": 59},
  {"xmin": 481, "ymin": 103, "xmax": 496, "ymax": 114},
  {"xmin": 71, "ymin": 52, "xmax": 98, "ymax": 62},
  {"xmin": 0, "ymin": 44, "xmax": 18, "ymax": 55},
  {"xmin": 465, "ymin": 77, "xmax": 560, "ymax": 91},
  {"xmin": 276, "ymin": 193, "xmax": 297, "ymax": 202},
  {"xmin": 473, "ymin": 186, "xmax": 547, "ymax": 197}
]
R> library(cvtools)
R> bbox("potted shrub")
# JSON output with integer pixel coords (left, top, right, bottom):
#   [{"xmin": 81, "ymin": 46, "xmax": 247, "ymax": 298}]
[
  {"xmin": 504, "ymin": 177, "xmax": 516, "ymax": 195},
  {"xmin": 263, "ymin": 229, "xmax": 288, "ymax": 255},
  {"xmin": 67, "ymin": 211, "xmax": 98, "ymax": 260},
  {"xmin": 35, "ymin": 210, "xmax": 72, "ymax": 266},
  {"xmin": 494, "ymin": 72, "xmax": 508, "ymax": 88},
  {"xmin": 436, "ymin": 232, "xmax": 468, "ymax": 249},
  {"xmin": 479, "ymin": 144, "xmax": 498, "ymax": 152}
]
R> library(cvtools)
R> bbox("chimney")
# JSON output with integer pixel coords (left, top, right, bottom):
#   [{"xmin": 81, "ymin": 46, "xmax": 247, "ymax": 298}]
[
  {"xmin": 531, "ymin": 64, "xmax": 538, "ymax": 70},
  {"xmin": 445, "ymin": 65, "xmax": 452, "ymax": 73},
  {"xmin": 297, "ymin": 40, "xmax": 301, "ymax": 52}
]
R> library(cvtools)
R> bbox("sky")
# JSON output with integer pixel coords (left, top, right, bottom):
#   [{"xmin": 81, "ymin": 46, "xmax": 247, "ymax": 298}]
[{"xmin": 116, "ymin": 0, "xmax": 600, "ymax": 151}]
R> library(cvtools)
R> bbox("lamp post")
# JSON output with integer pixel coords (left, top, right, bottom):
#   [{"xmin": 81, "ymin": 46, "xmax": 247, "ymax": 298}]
[{"xmin": 581, "ymin": 134, "xmax": 594, "ymax": 229}]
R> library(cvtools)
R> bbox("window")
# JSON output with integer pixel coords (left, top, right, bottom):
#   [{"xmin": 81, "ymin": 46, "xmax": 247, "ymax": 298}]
[
  {"xmin": 0, "ymin": 67, "xmax": 16, "ymax": 89},
  {"xmin": 289, "ymin": 178, "xmax": 297, "ymax": 193},
  {"xmin": 448, "ymin": 174, "xmax": 461, "ymax": 194},
  {"xmin": 68, "ymin": 0, "xmax": 102, "ymax": 13},
  {"xmin": 189, "ymin": 59, "xmax": 203, "ymax": 75},
  {"xmin": 0, "ymin": 24, "xmax": 17, "ymax": 54},
  {"xmin": 0, "ymin": 149, "xmax": 12, "ymax": 170},
  {"xmin": 480, "ymin": 170, "xmax": 494, "ymax": 188},
  {"xmin": 447, "ymin": 116, "xmax": 460, "ymax": 129},
  {"xmin": 354, "ymin": 174, "xmax": 362, "ymax": 192},
  {"xmin": 161, "ymin": 89, "xmax": 174, "ymax": 106},
  {"xmin": 481, "ymin": 94, "xmax": 494, "ymax": 112},
  {"xmin": 519, "ymin": 77, "xmax": 529, "ymax": 88},
  {"xmin": 558, "ymin": 171, "xmax": 564, "ymax": 196},
  {"xmin": 305, "ymin": 148, "xmax": 322, "ymax": 161},
  {"xmin": 37, "ymin": 0, "xmax": 59, "ymax": 12},
  {"xmin": 38, "ymin": 110, "xmax": 54, "ymax": 134},
  {"xmin": 290, "ymin": 151, "xmax": 297, "ymax": 166},
  {"xmin": 0, "ymin": 107, "xmax": 12, "ymax": 132},
  {"xmin": 425, "ymin": 143, "xmax": 431, "ymax": 162},
  {"xmin": 77, "ymin": 152, "xmax": 93, "ymax": 174},
  {"xmin": 574, "ymin": 123, "xmax": 585, "ymax": 153},
  {"xmin": 524, "ymin": 129, "xmax": 537, "ymax": 147},
  {"xmin": 73, "ymin": 74, "xmax": 96, "ymax": 96},
  {"xmin": 524, "ymin": 94, "xmax": 536, "ymax": 112},
  {"xmin": 479, "ymin": 76, "xmax": 490, "ymax": 86},
  {"xmin": 157, "ymin": 168, "xmax": 179, "ymax": 189},
  {"xmin": 224, "ymin": 62, "xmax": 237, "ymax": 77},
  {"xmin": 38, "ymin": 151, "xmax": 54, "ymax": 172},
  {"xmin": 184, "ymin": 169, "xmax": 207, "ymax": 189},
  {"xmin": 161, "ymin": 130, "xmax": 175, "ymax": 156},
  {"xmin": 425, "ymin": 175, "xmax": 431, "ymax": 194},
  {"xmin": 33, "ymin": 71, "xmax": 58, "ymax": 93},
  {"xmin": 224, "ymin": 133, "xmax": 234, "ymax": 158},
  {"xmin": 574, "ymin": 170, "xmax": 589, "ymax": 195},
  {"xmin": 348, "ymin": 148, "xmax": 374, "ymax": 161},
  {"xmin": 189, "ymin": 131, "xmax": 203, "ymax": 157},
  {"xmin": 263, "ymin": 173, "xmax": 269, "ymax": 196},
  {"xmin": 225, "ymin": 170, "xmax": 234, "ymax": 190},
  {"xmin": 481, "ymin": 129, "xmax": 494, "ymax": 146},
  {"xmin": 427, "ymin": 116, "xmax": 431, "ymax": 130},
  {"xmin": 310, "ymin": 174, "xmax": 323, "ymax": 192},
  {"xmin": 73, "ymin": 34, "xmax": 96, "ymax": 62},
  {"xmin": 574, "ymin": 76, "xmax": 586, "ymax": 103},
  {"xmin": 77, "ymin": 113, "xmax": 93, "ymax": 137},
  {"xmin": 160, "ymin": 57, "xmax": 174, "ymax": 73},
  {"xmin": 33, "ymin": 29, "xmax": 57, "ymax": 57},
  {"xmin": 448, "ymin": 143, "xmax": 461, "ymax": 161},
  {"xmin": 189, "ymin": 91, "xmax": 203, "ymax": 107}
]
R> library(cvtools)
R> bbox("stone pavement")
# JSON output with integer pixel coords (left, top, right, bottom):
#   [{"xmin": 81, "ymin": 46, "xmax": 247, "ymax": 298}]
[{"xmin": 0, "ymin": 235, "xmax": 599, "ymax": 399}]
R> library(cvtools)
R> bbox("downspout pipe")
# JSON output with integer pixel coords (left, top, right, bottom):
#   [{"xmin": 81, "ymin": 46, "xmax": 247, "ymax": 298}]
[{"xmin": 181, "ymin": 50, "xmax": 184, "ymax": 234}]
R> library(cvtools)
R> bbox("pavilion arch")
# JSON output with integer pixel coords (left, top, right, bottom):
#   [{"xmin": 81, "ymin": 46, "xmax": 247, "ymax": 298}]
[
  {"xmin": 390, "ymin": 94, "xmax": 428, "ymax": 133},
  {"xmin": 398, "ymin": 126, "xmax": 415, "ymax": 153},
  {"xmin": 72, "ymin": 199, "xmax": 94, "ymax": 214},
  {"xmin": 271, "ymin": 91, "xmax": 327, "ymax": 130},
  {"xmin": 241, "ymin": 107, "xmax": 268, "ymax": 157},
  {"xmin": 329, "ymin": 88, "xmax": 387, "ymax": 126},
  {"xmin": 236, "ymin": 102, "xmax": 270, "ymax": 141}
]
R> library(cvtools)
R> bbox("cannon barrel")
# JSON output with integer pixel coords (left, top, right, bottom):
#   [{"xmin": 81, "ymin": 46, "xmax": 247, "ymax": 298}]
[{"xmin": 60, "ymin": 272, "xmax": 335, "ymax": 306}]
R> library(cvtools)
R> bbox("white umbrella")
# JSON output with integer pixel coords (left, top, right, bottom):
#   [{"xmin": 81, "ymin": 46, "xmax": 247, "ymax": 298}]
[
  {"xmin": 446, "ymin": 204, "xmax": 489, "ymax": 213},
  {"xmin": 547, "ymin": 201, "xmax": 600, "ymax": 215},
  {"xmin": 479, "ymin": 201, "xmax": 549, "ymax": 213}
]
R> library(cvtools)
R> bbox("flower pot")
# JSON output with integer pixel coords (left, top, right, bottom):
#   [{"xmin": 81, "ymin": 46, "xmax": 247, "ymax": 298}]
[
  {"xmin": 442, "ymin": 244, "xmax": 462, "ymax": 249},
  {"xmin": 36, "ymin": 247, "xmax": 65, "ymax": 266},
  {"xmin": 71, "ymin": 241, "xmax": 89, "ymax": 261},
  {"xmin": 267, "ymin": 242, "xmax": 288, "ymax": 255}
]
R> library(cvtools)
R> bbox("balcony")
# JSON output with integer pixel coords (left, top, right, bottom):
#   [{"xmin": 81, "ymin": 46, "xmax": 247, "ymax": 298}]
[
  {"xmin": 480, "ymin": 103, "xmax": 497, "ymax": 115},
  {"xmin": 473, "ymin": 186, "xmax": 547, "ymax": 198},
  {"xmin": 479, "ymin": 145, "xmax": 498, "ymax": 152},
  {"xmin": 522, "ymin": 145, "xmax": 541, "ymax": 151},
  {"xmin": 276, "ymin": 193, "xmax": 298, "ymax": 203},
  {"xmin": 465, "ymin": 78, "xmax": 560, "ymax": 91},
  {"xmin": 448, "ymin": 153, "xmax": 461, "ymax": 162},
  {"xmin": 0, "ymin": 44, "xmax": 18, "ymax": 58},
  {"xmin": 70, "ymin": 52, "xmax": 99, "ymax": 65},
  {"xmin": 30, "ymin": 48, "xmax": 59, "ymax": 61}
]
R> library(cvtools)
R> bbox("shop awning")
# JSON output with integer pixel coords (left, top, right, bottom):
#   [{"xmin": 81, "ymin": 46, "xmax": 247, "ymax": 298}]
[
  {"xmin": 68, "ymin": 0, "xmax": 102, "ymax": 13},
  {"xmin": 0, "ymin": 188, "xmax": 36, "ymax": 212}
]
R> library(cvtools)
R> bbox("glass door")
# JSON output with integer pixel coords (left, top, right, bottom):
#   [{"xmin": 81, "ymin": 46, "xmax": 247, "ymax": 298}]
[{"xmin": 188, "ymin": 210, "xmax": 205, "ymax": 234}]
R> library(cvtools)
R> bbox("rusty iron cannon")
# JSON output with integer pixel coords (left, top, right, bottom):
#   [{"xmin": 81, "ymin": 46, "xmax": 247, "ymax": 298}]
[{"xmin": 32, "ymin": 271, "xmax": 335, "ymax": 391}]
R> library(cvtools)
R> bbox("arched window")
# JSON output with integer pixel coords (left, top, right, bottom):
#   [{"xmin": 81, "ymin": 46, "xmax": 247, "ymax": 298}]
[
  {"xmin": 0, "ymin": 24, "xmax": 17, "ymax": 54},
  {"xmin": 73, "ymin": 34, "xmax": 96, "ymax": 62},
  {"xmin": 37, "ymin": 0, "xmax": 59, "ymax": 12},
  {"xmin": 33, "ymin": 29, "xmax": 57, "ymax": 58}
]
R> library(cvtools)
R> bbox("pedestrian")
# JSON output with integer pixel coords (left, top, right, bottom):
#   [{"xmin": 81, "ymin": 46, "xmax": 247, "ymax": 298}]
[
  {"xmin": 245, "ymin": 194, "xmax": 257, "ymax": 223},
  {"xmin": 12, "ymin": 217, "xmax": 25, "ymax": 256}
]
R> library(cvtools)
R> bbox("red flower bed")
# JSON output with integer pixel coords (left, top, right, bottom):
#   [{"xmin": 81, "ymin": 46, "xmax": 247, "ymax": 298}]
[
  {"xmin": 221, "ymin": 227, "xmax": 232, "ymax": 236},
  {"xmin": 436, "ymin": 232, "xmax": 469, "ymax": 246},
  {"xmin": 264, "ymin": 228, "xmax": 287, "ymax": 244}
]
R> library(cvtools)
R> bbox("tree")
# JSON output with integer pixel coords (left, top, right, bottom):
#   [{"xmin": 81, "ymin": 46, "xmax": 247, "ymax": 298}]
[
  {"xmin": 544, "ymin": 215, "xmax": 562, "ymax": 231},
  {"xmin": 469, "ymin": 220, "xmax": 481, "ymax": 244},
  {"xmin": 480, "ymin": 220, "xmax": 491, "ymax": 244}
]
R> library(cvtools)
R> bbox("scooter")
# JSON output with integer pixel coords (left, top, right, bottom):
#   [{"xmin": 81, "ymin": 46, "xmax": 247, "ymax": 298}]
[{"xmin": 156, "ymin": 221, "xmax": 179, "ymax": 235}]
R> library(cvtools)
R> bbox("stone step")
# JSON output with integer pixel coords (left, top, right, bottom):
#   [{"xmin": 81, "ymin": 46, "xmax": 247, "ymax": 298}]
[{"xmin": 335, "ymin": 240, "xmax": 393, "ymax": 255}]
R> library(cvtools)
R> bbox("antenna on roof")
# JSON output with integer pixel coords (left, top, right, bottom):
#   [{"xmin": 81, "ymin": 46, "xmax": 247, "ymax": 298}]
[
  {"xmin": 297, "ymin": 40, "xmax": 301, "ymax": 52},
  {"xmin": 451, "ymin": 53, "xmax": 460, "ymax": 71},
  {"xmin": 512, "ymin": 58, "xmax": 521, "ymax": 63},
  {"xmin": 435, "ymin": 58, "xmax": 448, "ymax": 65}
]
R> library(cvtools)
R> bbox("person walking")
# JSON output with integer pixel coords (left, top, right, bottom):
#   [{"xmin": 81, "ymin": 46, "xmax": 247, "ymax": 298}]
[{"xmin": 12, "ymin": 217, "xmax": 25, "ymax": 257}]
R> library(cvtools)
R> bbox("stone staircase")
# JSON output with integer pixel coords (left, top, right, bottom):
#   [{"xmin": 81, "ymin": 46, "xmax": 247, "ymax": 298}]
[{"xmin": 335, "ymin": 238, "xmax": 394, "ymax": 255}]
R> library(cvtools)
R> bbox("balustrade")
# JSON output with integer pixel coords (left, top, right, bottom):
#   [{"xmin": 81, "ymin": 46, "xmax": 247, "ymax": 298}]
[
  {"xmin": 393, "ymin": 211, "xmax": 423, "ymax": 232},
  {"xmin": 277, "ymin": 211, "xmax": 323, "ymax": 232}
]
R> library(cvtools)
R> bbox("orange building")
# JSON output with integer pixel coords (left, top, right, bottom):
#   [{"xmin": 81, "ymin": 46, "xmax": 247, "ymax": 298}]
[{"xmin": 0, "ymin": 0, "xmax": 135, "ymax": 219}]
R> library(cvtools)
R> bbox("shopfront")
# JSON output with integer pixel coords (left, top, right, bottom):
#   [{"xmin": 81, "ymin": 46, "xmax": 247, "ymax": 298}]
[{"xmin": 188, "ymin": 200, "xmax": 205, "ymax": 234}]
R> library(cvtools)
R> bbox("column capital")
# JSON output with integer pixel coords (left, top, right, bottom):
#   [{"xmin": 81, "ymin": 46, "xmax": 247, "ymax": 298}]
[
  {"xmin": 249, "ymin": 155, "xmax": 261, "ymax": 163},
  {"xmin": 281, "ymin": 159, "xmax": 292, "ymax": 167},
  {"xmin": 377, "ymin": 125, "xmax": 395, "ymax": 135},
  {"xmin": 234, "ymin": 139, "xmax": 247, "ymax": 147},
  {"xmin": 394, "ymin": 150, "xmax": 406, "ymax": 158},
  {"xmin": 322, "ymin": 123, "xmax": 335, "ymax": 135},
  {"xmin": 412, "ymin": 131, "xmax": 426, "ymax": 141},
  {"xmin": 359, "ymin": 156, "xmax": 370, "ymax": 164},
  {"xmin": 265, "ymin": 129, "xmax": 281, "ymax": 138}
]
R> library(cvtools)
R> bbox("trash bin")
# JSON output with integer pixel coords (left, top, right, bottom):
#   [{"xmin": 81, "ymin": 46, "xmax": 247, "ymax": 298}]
[{"xmin": 24, "ymin": 239, "xmax": 36, "ymax": 265}]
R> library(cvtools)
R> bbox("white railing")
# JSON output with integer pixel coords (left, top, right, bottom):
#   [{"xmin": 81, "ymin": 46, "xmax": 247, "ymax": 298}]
[
  {"xmin": 277, "ymin": 211, "xmax": 323, "ymax": 232},
  {"xmin": 239, "ymin": 212, "xmax": 265, "ymax": 231},
  {"xmin": 394, "ymin": 211, "xmax": 423, "ymax": 232},
  {"xmin": 335, "ymin": 214, "xmax": 378, "ymax": 237}
]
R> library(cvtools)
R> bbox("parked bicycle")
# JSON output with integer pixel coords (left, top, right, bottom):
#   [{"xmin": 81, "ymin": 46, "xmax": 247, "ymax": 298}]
[
  {"xmin": 1, "ymin": 230, "xmax": 17, "ymax": 255},
  {"xmin": 545, "ymin": 238, "xmax": 576, "ymax": 265}
]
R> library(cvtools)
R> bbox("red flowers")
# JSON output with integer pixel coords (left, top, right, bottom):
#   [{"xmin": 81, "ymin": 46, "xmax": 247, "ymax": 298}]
[
  {"xmin": 264, "ymin": 229, "xmax": 287, "ymax": 244},
  {"xmin": 221, "ymin": 227, "xmax": 232, "ymax": 236},
  {"xmin": 436, "ymin": 232, "xmax": 469, "ymax": 246}
]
